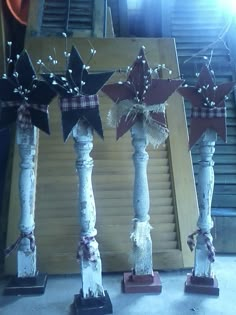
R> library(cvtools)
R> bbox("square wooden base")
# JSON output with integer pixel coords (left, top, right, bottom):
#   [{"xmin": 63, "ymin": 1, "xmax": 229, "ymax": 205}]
[
  {"xmin": 72, "ymin": 290, "xmax": 113, "ymax": 315},
  {"xmin": 185, "ymin": 273, "xmax": 219, "ymax": 296},
  {"xmin": 3, "ymin": 273, "xmax": 48, "ymax": 295},
  {"xmin": 122, "ymin": 272, "xmax": 162, "ymax": 293}
]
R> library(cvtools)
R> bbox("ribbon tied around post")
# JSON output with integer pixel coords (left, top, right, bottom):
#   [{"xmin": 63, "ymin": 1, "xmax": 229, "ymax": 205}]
[
  {"xmin": 187, "ymin": 229, "xmax": 215, "ymax": 263},
  {"xmin": 4, "ymin": 231, "xmax": 36, "ymax": 257}
]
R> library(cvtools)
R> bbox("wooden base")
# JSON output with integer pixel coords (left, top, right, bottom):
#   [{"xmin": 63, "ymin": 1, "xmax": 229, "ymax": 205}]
[
  {"xmin": 3, "ymin": 273, "xmax": 48, "ymax": 295},
  {"xmin": 122, "ymin": 271, "xmax": 162, "ymax": 294},
  {"xmin": 72, "ymin": 290, "xmax": 113, "ymax": 315},
  {"xmin": 185, "ymin": 273, "xmax": 219, "ymax": 296}
]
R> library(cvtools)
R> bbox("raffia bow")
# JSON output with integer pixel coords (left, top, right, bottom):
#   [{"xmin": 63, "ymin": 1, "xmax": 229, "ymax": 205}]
[{"xmin": 108, "ymin": 100, "xmax": 169, "ymax": 148}]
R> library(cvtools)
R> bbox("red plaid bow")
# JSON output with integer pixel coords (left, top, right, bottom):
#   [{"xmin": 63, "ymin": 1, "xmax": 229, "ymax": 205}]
[
  {"xmin": 4, "ymin": 231, "xmax": 36, "ymax": 257},
  {"xmin": 1, "ymin": 100, "xmax": 48, "ymax": 129},
  {"xmin": 77, "ymin": 236, "xmax": 98, "ymax": 262},
  {"xmin": 187, "ymin": 229, "xmax": 215, "ymax": 263}
]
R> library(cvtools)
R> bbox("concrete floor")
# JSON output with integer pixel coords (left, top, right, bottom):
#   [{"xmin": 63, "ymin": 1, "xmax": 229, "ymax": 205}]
[{"xmin": 0, "ymin": 255, "xmax": 235, "ymax": 315}]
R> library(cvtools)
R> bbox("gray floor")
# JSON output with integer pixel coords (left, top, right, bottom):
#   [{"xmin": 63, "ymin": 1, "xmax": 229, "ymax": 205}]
[{"xmin": 0, "ymin": 255, "xmax": 235, "ymax": 315}]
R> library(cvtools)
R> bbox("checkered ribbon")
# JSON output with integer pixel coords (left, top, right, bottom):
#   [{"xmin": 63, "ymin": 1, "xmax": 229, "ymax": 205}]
[
  {"xmin": 60, "ymin": 95, "xmax": 99, "ymax": 112},
  {"xmin": 191, "ymin": 106, "xmax": 226, "ymax": 119},
  {"xmin": 77, "ymin": 236, "xmax": 97, "ymax": 262},
  {"xmin": 1, "ymin": 101, "xmax": 48, "ymax": 129},
  {"xmin": 187, "ymin": 229, "xmax": 215, "ymax": 263},
  {"xmin": 4, "ymin": 231, "xmax": 36, "ymax": 257}
]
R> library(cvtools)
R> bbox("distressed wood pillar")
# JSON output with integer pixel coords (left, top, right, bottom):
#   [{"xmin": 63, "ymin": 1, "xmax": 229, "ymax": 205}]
[
  {"xmin": 72, "ymin": 122, "xmax": 112, "ymax": 314},
  {"xmin": 123, "ymin": 120, "xmax": 162, "ymax": 293},
  {"xmin": 194, "ymin": 129, "xmax": 216, "ymax": 277},
  {"xmin": 185, "ymin": 129, "xmax": 219, "ymax": 295},
  {"xmin": 17, "ymin": 125, "xmax": 37, "ymax": 278},
  {"xmin": 4, "ymin": 125, "xmax": 47, "ymax": 295},
  {"xmin": 131, "ymin": 120, "xmax": 152, "ymax": 275}
]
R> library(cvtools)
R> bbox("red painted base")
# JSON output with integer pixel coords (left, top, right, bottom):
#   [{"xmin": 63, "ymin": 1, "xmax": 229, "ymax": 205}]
[
  {"xmin": 122, "ymin": 272, "xmax": 162, "ymax": 294},
  {"xmin": 185, "ymin": 273, "xmax": 219, "ymax": 296}
]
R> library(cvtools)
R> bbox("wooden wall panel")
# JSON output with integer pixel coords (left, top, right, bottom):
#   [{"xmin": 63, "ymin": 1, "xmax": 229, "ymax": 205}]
[{"xmin": 5, "ymin": 38, "xmax": 198, "ymax": 274}]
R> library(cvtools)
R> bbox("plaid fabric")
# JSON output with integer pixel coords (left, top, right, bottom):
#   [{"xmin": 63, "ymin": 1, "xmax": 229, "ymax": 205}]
[
  {"xmin": 1, "ymin": 101, "xmax": 48, "ymax": 129},
  {"xmin": 187, "ymin": 229, "xmax": 215, "ymax": 263},
  {"xmin": 191, "ymin": 106, "xmax": 226, "ymax": 119},
  {"xmin": 60, "ymin": 95, "xmax": 99, "ymax": 112},
  {"xmin": 4, "ymin": 231, "xmax": 35, "ymax": 257},
  {"xmin": 17, "ymin": 103, "xmax": 32, "ymax": 129},
  {"xmin": 76, "ymin": 236, "xmax": 97, "ymax": 262},
  {"xmin": 202, "ymin": 231, "xmax": 215, "ymax": 263}
]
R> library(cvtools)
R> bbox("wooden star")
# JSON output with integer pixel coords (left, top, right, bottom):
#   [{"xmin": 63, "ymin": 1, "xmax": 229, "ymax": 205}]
[
  {"xmin": 0, "ymin": 51, "xmax": 56, "ymax": 134},
  {"xmin": 102, "ymin": 47, "xmax": 184, "ymax": 139},
  {"xmin": 177, "ymin": 64, "xmax": 235, "ymax": 149},
  {"xmin": 42, "ymin": 46, "xmax": 113, "ymax": 141}
]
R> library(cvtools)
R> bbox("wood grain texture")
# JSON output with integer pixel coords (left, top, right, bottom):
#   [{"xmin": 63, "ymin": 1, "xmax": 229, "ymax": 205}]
[{"xmin": 5, "ymin": 38, "xmax": 198, "ymax": 274}]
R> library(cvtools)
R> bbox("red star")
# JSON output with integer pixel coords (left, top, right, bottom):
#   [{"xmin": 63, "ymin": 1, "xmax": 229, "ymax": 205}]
[
  {"xmin": 177, "ymin": 64, "xmax": 235, "ymax": 149},
  {"xmin": 102, "ymin": 47, "xmax": 184, "ymax": 140}
]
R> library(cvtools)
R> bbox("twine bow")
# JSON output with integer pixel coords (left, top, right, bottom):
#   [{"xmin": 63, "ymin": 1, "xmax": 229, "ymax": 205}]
[
  {"xmin": 187, "ymin": 229, "xmax": 215, "ymax": 263},
  {"xmin": 108, "ymin": 99, "xmax": 169, "ymax": 148},
  {"xmin": 77, "ymin": 236, "xmax": 98, "ymax": 262},
  {"xmin": 4, "ymin": 231, "xmax": 36, "ymax": 257}
]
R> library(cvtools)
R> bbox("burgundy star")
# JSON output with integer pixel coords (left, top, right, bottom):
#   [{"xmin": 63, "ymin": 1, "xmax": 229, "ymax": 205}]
[
  {"xmin": 177, "ymin": 64, "xmax": 235, "ymax": 149},
  {"xmin": 102, "ymin": 47, "xmax": 184, "ymax": 140}
]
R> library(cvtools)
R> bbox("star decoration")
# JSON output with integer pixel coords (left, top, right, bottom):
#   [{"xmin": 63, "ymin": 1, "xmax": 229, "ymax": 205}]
[
  {"xmin": 177, "ymin": 64, "xmax": 235, "ymax": 149},
  {"xmin": 41, "ymin": 45, "xmax": 113, "ymax": 142},
  {"xmin": 101, "ymin": 47, "xmax": 184, "ymax": 143},
  {"xmin": 0, "ymin": 50, "xmax": 56, "ymax": 134}
]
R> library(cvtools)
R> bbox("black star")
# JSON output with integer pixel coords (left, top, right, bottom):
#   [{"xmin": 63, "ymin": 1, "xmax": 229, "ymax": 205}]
[
  {"xmin": 41, "ymin": 46, "xmax": 113, "ymax": 141},
  {"xmin": 0, "ymin": 50, "xmax": 56, "ymax": 134}
]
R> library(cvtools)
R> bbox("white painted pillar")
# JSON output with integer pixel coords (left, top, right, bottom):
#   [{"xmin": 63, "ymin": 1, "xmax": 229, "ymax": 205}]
[
  {"xmin": 73, "ymin": 122, "xmax": 104, "ymax": 298},
  {"xmin": 130, "ymin": 120, "xmax": 153, "ymax": 275},
  {"xmin": 194, "ymin": 129, "xmax": 217, "ymax": 277},
  {"xmin": 16, "ymin": 125, "xmax": 37, "ymax": 278}
]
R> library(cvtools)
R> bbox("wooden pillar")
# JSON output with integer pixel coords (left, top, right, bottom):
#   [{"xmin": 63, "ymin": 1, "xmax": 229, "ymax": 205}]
[
  {"xmin": 4, "ymin": 125, "xmax": 47, "ymax": 295},
  {"xmin": 72, "ymin": 122, "xmax": 112, "ymax": 315},
  {"xmin": 185, "ymin": 129, "xmax": 219, "ymax": 296},
  {"xmin": 17, "ymin": 125, "xmax": 37, "ymax": 278},
  {"xmin": 123, "ymin": 120, "xmax": 162, "ymax": 294},
  {"xmin": 131, "ymin": 120, "xmax": 152, "ymax": 275}
]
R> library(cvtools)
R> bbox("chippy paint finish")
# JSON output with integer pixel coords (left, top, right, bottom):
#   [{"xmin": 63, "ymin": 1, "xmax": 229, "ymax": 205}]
[
  {"xmin": 73, "ymin": 123, "xmax": 104, "ymax": 298},
  {"xmin": 194, "ymin": 129, "xmax": 217, "ymax": 277},
  {"xmin": 130, "ymin": 120, "xmax": 153, "ymax": 275},
  {"xmin": 16, "ymin": 125, "xmax": 37, "ymax": 278}
]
